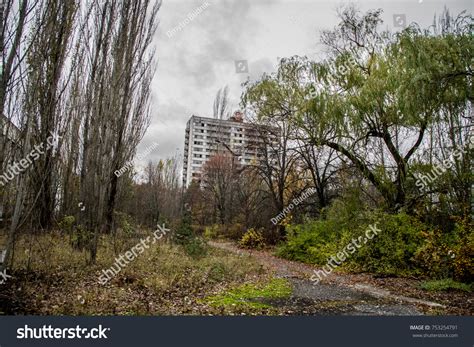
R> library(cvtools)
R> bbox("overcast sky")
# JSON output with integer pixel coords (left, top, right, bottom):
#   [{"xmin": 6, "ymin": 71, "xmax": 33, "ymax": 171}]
[{"xmin": 135, "ymin": 0, "xmax": 472, "ymax": 172}]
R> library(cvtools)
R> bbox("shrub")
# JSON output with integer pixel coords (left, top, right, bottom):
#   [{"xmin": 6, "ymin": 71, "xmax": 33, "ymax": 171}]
[
  {"xmin": 276, "ymin": 219, "xmax": 341, "ymax": 264},
  {"xmin": 173, "ymin": 214, "xmax": 194, "ymax": 246},
  {"xmin": 239, "ymin": 228, "xmax": 265, "ymax": 249},
  {"xmin": 414, "ymin": 217, "xmax": 473, "ymax": 282},
  {"xmin": 347, "ymin": 212, "xmax": 425, "ymax": 276},
  {"xmin": 204, "ymin": 225, "xmax": 220, "ymax": 240},
  {"xmin": 183, "ymin": 237, "xmax": 208, "ymax": 259},
  {"xmin": 277, "ymin": 210, "xmax": 431, "ymax": 277},
  {"xmin": 114, "ymin": 211, "xmax": 135, "ymax": 235},
  {"xmin": 450, "ymin": 218, "xmax": 474, "ymax": 282},
  {"xmin": 58, "ymin": 216, "xmax": 75, "ymax": 234},
  {"xmin": 173, "ymin": 212, "xmax": 207, "ymax": 258},
  {"xmin": 70, "ymin": 225, "xmax": 92, "ymax": 251},
  {"xmin": 277, "ymin": 206, "xmax": 472, "ymax": 282}
]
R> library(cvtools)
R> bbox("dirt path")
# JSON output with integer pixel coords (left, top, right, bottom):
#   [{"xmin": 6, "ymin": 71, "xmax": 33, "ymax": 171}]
[{"xmin": 209, "ymin": 241, "xmax": 448, "ymax": 315}]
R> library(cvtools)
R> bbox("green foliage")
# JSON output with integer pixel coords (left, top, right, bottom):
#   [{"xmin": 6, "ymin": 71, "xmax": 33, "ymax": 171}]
[
  {"xmin": 173, "ymin": 212, "xmax": 207, "ymax": 258},
  {"xmin": 243, "ymin": 7, "xmax": 472, "ymax": 211},
  {"xmin": 277, "ymin": 200, "xmax": 472, "ymax": 282},
  {"xmin": 182, "ymin": 237, "xmax": 208, "ymax": 259},
  {"xmin": 203, "ymin": 278, "xmax": 292, "ymax": 311},
  {"xmin": 173, "ymin": 213, "xmax": 194, "ymax": 246},
  {"xmin": 276, "ymin": 189, "xmax": 474, "ymax": 281},
  {"xmin": 70, "ymin": 225, "xmax": 93, "ymax": 251},
  {"xmin": 58, "ymin": 215, "xmax": 75, "ymax": 233},
  {"xmin": 203, "ymin": 225, "xmax": 220, "ymax": 240},
  {"xmin": 414, "ymin": 217, "xmax": 473, "ymax": 282},
  {"xmin": 325, "ymin": 187, "xmax": 368, "ymax": 226},
  {"xmin": 114, "ymin": 211, "xmax": 135, "ymax": 235},
  {"xmin": 276, "ymin": 220, "xmax": 339, "ymax": 264},
  {"xmin": 239, "ymin": 228, "xmax": 265, "ymax": 249},
  {"xmin": 348, "ymin": 213, "xmax": 425, "ymax": 276},
  {"xmin": 450, "ymin": 218, "xmax": 474, "ymax": 282},
  {"xmin": 421, "ymin": 279, "xmax": 472, "ymax": 292}
]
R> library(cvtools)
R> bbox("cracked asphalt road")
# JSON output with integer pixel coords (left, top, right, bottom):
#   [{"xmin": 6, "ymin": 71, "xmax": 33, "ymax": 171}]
[{"xmin": 209, "ymin": 241, "xmax": 445, "ymax": 315}]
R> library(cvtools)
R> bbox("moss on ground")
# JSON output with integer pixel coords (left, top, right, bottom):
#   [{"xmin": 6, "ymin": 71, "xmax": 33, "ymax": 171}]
[
  {"xmin": 203, "ymin": 278, "xmax": 292, "ymax": 311},
  {"xmin": 420, "ymin": 279, "xmax": 472, "ymax": 292}
]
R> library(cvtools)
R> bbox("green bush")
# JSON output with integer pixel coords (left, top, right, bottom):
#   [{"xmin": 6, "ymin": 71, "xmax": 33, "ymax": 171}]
[
  {"xmin": 114, "ymin": 211, "xmax": 135, "ymax": 235},
  {"xmin": 173, "ymin": 214, "xmax": 194, "ymax": 246},
  {"xmin": 173, "ymin": 212, "xmax": 207, "ymax": 258},
  {"xmin": 70, "ymin": 225, "xmax": 93, "ymax": 251},
  {"xmin": 204, "ymin": 225, "xmax": 220, "ymax": 240},
  {"xmin": 347, "ymin": 212, "xmax": 425, "ymax": 276},
  {"xmin": 414, "ymin": 217, "xmax": 473, "ymax": 282},
  {"xmin": 277, "ymin": 205, "xmax": 471, "ymax": 282},
  {"xmin": 58, "ymin": 215, "xmax": 75, "ymax": 233},
  {"xmin": 276, "ymin": 219, "xmax": 341, "ymax": 264},
  {"xmin": 277, "ymin": 209, "xmax": 431, "ymax": 276},
  {"xmin": 239, "ymin": 228, "xmax": 265, "ymax": 249},
  {"xmin": 183, "ymin": 237, "xmax": 208, "ymax": 259}
]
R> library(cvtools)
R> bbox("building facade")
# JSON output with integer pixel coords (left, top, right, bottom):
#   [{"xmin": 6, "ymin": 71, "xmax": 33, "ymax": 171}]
[{"xmin": 182, "ymin": 112, "xmax": 279, "ymax": 187}]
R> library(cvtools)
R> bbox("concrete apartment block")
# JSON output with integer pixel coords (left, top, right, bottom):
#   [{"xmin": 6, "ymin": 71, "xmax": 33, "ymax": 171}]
[{"xmin": 182, "ymin": 112, "xmax": 279, "ymax": 187}]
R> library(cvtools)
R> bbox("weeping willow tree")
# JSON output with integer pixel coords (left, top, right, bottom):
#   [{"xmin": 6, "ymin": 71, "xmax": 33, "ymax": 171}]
[
  {"xmin": 242, "ymin": 6, "xmax": 472, "ymax": 217},
  {"xmin": 297, "ymin": 7, "xmax": 471, "ymax": 212}
]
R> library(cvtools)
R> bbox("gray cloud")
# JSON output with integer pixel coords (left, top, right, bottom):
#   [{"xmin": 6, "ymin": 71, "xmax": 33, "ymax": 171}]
[{"xmin": 137, "ymin": 0, "xmax": 472, "ymax": 172}]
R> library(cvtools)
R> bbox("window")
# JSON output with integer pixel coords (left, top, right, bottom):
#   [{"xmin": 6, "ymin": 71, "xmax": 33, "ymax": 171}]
[
  {"xmin": 193, "ymin": 160, "xmax": 202, "ymax": 164},
  {"xmin": 193, "ymin": 154, "xmax": 202, "ymax": 158}
]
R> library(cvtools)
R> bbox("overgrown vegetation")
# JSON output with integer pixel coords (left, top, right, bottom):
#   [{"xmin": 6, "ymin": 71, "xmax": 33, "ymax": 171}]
[
  {"xmin": 239, "ymin": 228, "xmax": 265, "ymax": 249},
  {"xmin": 203, "ymin": 278, "xmax": 292, "ymax": 313},
  {"xmin": 188, "ymin": 7, "xmax": 473, "ymax": 288},
  {"xmin": 277, "ymin": 201, "xmax": 473, "ymax": 283},
  {"xmin": 0, "ymin": 2, "xmax": 472, "ymax": 316},
  {"xmin": 420, "ymin": 279, "xmax": 472, "ymax": 292},
  {"xmin": 0, "ymin": 232, "xmax": 266, "ymax": 315},
  {"xmin": 174, "ymin": 212, "xmax": 208, "ymax": 258}
]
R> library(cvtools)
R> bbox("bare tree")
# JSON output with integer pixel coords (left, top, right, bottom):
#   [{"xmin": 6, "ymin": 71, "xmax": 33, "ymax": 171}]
[{"xmin": 213, "ymin": 85, "xmax": 231, "ymax": 120}]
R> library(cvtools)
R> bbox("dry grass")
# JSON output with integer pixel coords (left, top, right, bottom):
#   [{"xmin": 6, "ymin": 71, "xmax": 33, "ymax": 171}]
[{"xmin": 1, "ymin": 231, "xmax": 268, "ymax": 315}]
